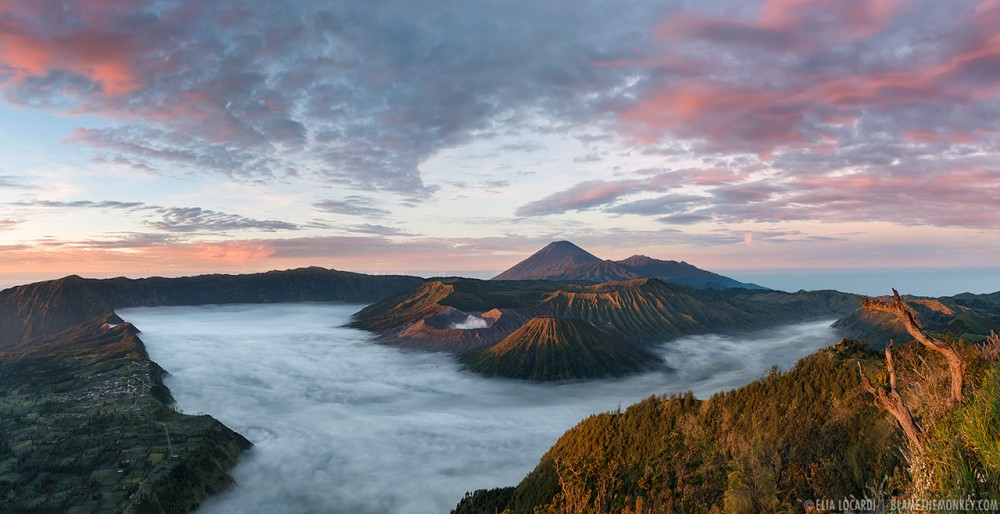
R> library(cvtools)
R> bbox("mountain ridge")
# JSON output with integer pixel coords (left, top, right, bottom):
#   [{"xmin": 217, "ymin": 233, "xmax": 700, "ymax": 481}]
[
  {"xmin": 351, "ymin": 276, "xmax": 862, "ymax": 362},
  {"xmin": 493, "ymin": 240, "xmax": 766, "ymax": 290},
  {"xmin": 460, "ymin": 316, "xmax": 662, "ymax": 380},
  {"xmin": 0, "ymin": 267, "xmax": 423, "ymax": 349}
]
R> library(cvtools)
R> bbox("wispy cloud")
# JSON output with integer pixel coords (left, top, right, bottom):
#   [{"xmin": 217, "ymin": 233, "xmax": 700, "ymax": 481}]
[
  {"xmin": 517, "ymin": 162, "xmax": 1000, "ymax": 228},
  {"xmin": 150, "ymin": 207, "xmax": 300, "ymax": 233},
  {"xmin": 313, "ymin": 197, "xmax": 390, "ymax": 218},
  {"xmin": 8, "ymin": 199, "xmax": 302, "ymax": 233},
  {"xmin": 11, "ymin": 199, "xmax": 149, "ymax": 210},
  {"xmin": 0, "ymin": 175, "xmax": 37, "ymax": 189},
  {"xmin": 516, "ymin": 179, "xmax": 644, "ymax": 216},
  {"xmin": 346, "ymin": 224, "xmax": 416, "ymax": 237}
]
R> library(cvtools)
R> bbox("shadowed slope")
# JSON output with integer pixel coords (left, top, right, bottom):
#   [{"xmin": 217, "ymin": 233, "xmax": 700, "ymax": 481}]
[
  {"xmin": 460, "ymin": 317, "xmax": 661, "ymax": 381},
  {"xmin": 0, "ymin": 268, "xmax": 422, "ymax": 349},
  {"xmin": 493, "ymin": 241, "xmax": 764, "ymax": 289},
  {"xmin": 615, "ymin": 254, "xmax": 766, "ymax": 290},
  {"xmin": 493, "ymin": 241, "xmax": 607, "ymax": 281}
]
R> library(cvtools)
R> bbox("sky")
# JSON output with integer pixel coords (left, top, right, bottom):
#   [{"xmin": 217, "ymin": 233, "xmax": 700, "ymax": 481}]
[{"xmin": 1, "ymin": 0, "xmax": 999, "ymax": 293}]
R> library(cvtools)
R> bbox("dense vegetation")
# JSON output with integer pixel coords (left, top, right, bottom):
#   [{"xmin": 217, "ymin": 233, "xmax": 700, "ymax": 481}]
[
  {"xmin": 0, "ymin": 316, "xmax": 250, "ymax": 513},
  {"xmin": 454, "ymin": 335, "xmax": 1000, "ymax": 513},
  {"xmin": 0, "ymin": 269, "xmax": 426, "ymax": 512}
]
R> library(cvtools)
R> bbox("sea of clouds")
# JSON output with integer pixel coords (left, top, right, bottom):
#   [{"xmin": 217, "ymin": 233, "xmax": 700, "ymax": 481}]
[{"xmin": 121, "ymin": 304, "xmax": 837, "ymax": 514}]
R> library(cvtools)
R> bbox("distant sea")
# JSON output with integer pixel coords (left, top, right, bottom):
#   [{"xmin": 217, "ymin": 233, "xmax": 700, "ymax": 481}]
[
  {"xmin": 1, "ymin": 267, "xmax": 997, "ymax": 298},
  {"xmin": 427, "ymin": 268, "xmax": 1000, "ymax": 297},
  {"xmin": 725, "ymin": 267, "xmax": 1000, "ymax": 297}
]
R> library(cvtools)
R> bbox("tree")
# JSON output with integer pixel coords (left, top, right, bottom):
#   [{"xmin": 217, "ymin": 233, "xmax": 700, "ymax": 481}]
[
  {"xmin": 860, "ymin": 289, "xmax": 966, "ymax": 404},
  {"xmin": 858, "ymin": 341, "xmax": 926, "ymax": 451}
]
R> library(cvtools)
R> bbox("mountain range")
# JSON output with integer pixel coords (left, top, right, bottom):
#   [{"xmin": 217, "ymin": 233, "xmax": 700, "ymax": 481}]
[
  {"xmin": 492, "ymin": 241, "xmax": 766, "ymax": 290},
  {"xmin": 1, "ymin": 246, "xmax": 999, "ymax": 512},
  {"xmin": 350, "ymin": 275, "xmax": 861, "ymax": 379},
  {"xmin": 0, "ymin": 267, "xmax": 422, "ymax": 349}
]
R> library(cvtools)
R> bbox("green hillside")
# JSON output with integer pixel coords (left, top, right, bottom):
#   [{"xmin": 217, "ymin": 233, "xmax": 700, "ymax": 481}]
[
  {"xmin": 0, "ymin": 315, "xmax": 251, "ymax": 513},
  {"xmin": 454, "ymin": 339, "xmax": 1000, "ymax": 513}
]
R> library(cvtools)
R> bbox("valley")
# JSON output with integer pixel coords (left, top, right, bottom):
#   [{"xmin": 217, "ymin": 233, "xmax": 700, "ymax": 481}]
[
  {"xmin": 0, "ymin": 243, "xmax": 998, "ymax": 512},
  {"xmin": 122, "ymin": 303, "xmax": 841, "ymax": 513}
]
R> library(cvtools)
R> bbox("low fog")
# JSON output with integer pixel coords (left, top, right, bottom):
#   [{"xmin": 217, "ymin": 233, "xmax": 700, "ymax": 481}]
[{"xmin": 121, "ymin": 304, "xmax": 837, "ymax": 514}]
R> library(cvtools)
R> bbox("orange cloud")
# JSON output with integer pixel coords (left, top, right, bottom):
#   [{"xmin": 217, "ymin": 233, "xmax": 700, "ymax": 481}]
[{"xmin": 0, "ymin": 0, "xmax": 150, "ymax": 95}]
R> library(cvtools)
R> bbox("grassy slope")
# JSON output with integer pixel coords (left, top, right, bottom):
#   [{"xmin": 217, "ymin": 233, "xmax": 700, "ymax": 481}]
[
  {"xmin": 454, "ymin": 337, "xmax": 1000, "ymax": 514},
  {"xmin": 454, "ymin": 341, "xmax": 904, "ymax": 514}
]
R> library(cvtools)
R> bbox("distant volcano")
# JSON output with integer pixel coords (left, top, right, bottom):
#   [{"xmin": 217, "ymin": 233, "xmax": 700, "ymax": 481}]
[
  {"xmin": 459, "ymin": 316, "xmax": 662, "ymax": 381},
  {"xmin": 492, "ymin": 241, "xmax": 766, "ymax": 290}
]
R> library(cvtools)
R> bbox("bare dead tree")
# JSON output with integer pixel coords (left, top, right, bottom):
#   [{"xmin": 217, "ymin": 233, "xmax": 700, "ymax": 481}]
[
  {"xmin": 858, "ymin": 341, "xmax": 926, "ymax": 452},
  {"xmin": 861, "ymin": 289, "xmax": 966, "ymax": 404}
]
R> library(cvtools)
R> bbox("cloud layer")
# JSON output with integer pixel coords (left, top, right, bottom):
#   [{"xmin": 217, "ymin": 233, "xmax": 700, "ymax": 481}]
[
  {"xmin": 125, "ymin": 303, "xmax": 838, "ymax": 514},
  {"xmin": 1, "ymin": 0, "xmax": 999, "ymax": 280},
  {"xmin": 0, "ymin": 0, "xmax": 671, "ymax": 193}
]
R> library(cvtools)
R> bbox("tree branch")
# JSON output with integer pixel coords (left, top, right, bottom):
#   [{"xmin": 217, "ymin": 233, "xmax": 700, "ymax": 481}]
[{"xmin": 861, "ymin": 289, "xmax": 966, "ymax": 403}]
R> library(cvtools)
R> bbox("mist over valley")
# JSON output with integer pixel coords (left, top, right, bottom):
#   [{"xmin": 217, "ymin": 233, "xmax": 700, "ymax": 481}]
[{"xmin": 122, "ymin": 303, "xmax": 839, "ymax": 513}]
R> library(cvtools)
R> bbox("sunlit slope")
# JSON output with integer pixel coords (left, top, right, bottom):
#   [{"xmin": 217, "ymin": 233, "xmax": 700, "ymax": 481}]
[
  {"xmin": 460, "ymin": 317, "xmax": 661, "ymax": 381},
  {"xmin": 528, "ymin": 279, "xmax": 762, "ymax": 343},
  {"xmin": 834, "ymin": 292, "xmax": 1000, "ymax": 346},
  {"xmin": 349, "ymin": 281, "xmax": 455, "ymax": 331},
  {"xmin": 0, "ymin": 275, "xmax": 114, "ymax": 346},
  {"xmin": 453, "ymin": 341, "xmax": 905, "ymax": 513},
  {"xmin": 352, "ymin": 277, "xmax": 861, "ymax": 350},
  {"xmin": 529, "ymin": 279, "xmax": 855, "ymax": 343}
]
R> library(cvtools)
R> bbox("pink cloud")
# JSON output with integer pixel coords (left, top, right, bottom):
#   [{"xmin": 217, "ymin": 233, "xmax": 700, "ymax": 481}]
[
  {"xmin": 770, "ymin": 169, "xmax": 1000, "ymax": 227},
  {"xmin": 616, "ymin": 0, "xmax": 1000, "ymax": 154},
  {"xmin": 619, "ymin": 84, "xmax": 811, "ymax": 155},
  {"xmin": 0, "ymin": 0, "xmax": 155, "ymax": 95},
  {"xmin": 656, "ymin": 0, "xmax": 906, "ymax": 52},
  {"xmin": 516, "ymin": 179, "xmax": 644, "ymax": 216}
]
